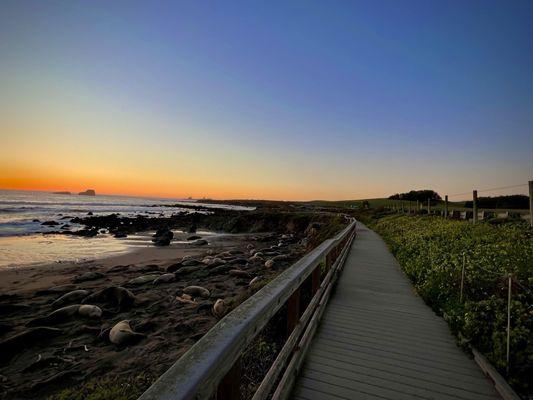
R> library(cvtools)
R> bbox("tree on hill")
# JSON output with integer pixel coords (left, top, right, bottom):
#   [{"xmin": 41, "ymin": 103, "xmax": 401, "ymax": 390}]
[
  {"xmin": 464, "ymin": 195, "xmax": 529, "ymax": 210},
  {"xmin": 389, "ymin": 190, "xmax": 441, "ymax": 203}
]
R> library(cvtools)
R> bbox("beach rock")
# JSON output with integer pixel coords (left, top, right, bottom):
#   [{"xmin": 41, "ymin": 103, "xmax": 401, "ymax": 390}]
[
  {"xmin": 265, "ymin": 259, "xmax": 275, "ymax": 269},
  {"xmin": 190, "ymin": 239, "xmax": 208, "ymax": 246},
  {"xmin": 73, "ymin": 271, "xmax": 104, "ymax": 283},
  {"xmin": 128, "ymin": 274, "xmax": 160, "ymax": 285},
  {"xmin": 42, "ymin": 220, "xmax": 59, "ymax": 226},
  {"xmin": 73, "ymin": 228, "xmax": 99, "ymax": 237},
  {"xmin": 109, "ymin": 320, "xmax": 144, "ymax": 346},
  {"xmin": 187, "ymin": 235, "xmax": 202, "ymax": 241},
  {"xmin": 33, "ymin": 219, "xmax": 40, "ymax": 223},
  {"xmin": 82, "ymin": 286, "xmax": 135, "ymax": 310},
  {"xmin": 87, "ymin": 211, "xmax": 93, "ymax": 216},
  {"xmin": 212, "ymin": 299, "xmax": 226, "ymax": 319},
  {"xmin": 183, "ymin": 286, "xmax": 210, "ymax": 298},
  {"xmin": 152, "ymin": 227, "xmax": 173, "ymax": 246},
  {"xmin": 51, "ymin": 290, "xmax": 91, "ymax": 308},
  {"xmin": 153, "ymin": 273, "xmax": 176, "ymax": 285},
  {"xmin": 0, "ymin": 327, "xmax": 62, "ymax": 364}
]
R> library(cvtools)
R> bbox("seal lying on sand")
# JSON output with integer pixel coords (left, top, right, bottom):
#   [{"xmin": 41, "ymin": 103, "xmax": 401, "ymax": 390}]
[
  {"xmin": 0, "ymin": 327, "xmax": 62, "ymax": 364},
  {"xmin": 51, "ymin": 290, "xmax": 91, "ymax": 308},
  {"xmin": 108, "ymin": 320, "xmax": 145, "ymax": 346},
  {"xmin": 27, "ymin": 304, "xmax": 102, "ymax": 326},
  {"xmin": 82, "ymin": 286, "xmax": 135, "ymax": 311},
  {"xmin": 212, "ymin": 299, "xmax": 226, "ymax": 319},
  {"xmin": 183, "ymin": 286, "xmax": 210, "ymax": 298}
]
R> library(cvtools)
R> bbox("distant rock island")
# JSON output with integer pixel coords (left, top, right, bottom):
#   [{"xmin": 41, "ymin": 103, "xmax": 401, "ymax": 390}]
[
  {"xmin": 52, "ymin": 191, "xmax": 71, "ymax": 195},
  {"xmin": 79, "ymin": 189, "xmax": 96, "ymax": 196}
]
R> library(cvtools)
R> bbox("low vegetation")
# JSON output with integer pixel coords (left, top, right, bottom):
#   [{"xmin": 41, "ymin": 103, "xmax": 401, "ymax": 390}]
[{"xmin": 361, "ymin": 212, "xmax": 532, "ymax": 397}]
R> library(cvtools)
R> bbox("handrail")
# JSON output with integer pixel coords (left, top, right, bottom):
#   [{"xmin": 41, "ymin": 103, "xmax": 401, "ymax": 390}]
[{"xmin": 139, "ymin": 219, "xmax": 357, "ymax": 400}]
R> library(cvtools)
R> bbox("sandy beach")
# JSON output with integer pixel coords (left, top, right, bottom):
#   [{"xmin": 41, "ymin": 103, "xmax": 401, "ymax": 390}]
[{"xmin": 0, "ymin": 226, "xmax": 308, "ymax": 399}]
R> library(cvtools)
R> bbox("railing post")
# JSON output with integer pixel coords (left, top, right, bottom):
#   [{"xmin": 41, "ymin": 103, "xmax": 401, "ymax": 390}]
[
  {"xmin": 444, "ymin": 195, "xmax": 449, "ymax": 219},
  {"xmin": 217, "ymin": 356, "xmax": 241, "ymax": 400},
  {"xmin": 286, "ymin": 288, "xmax": 301, "ymax": 336}
]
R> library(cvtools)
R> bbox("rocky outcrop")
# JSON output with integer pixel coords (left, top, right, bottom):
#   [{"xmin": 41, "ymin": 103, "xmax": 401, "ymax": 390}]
[{"xmin": 78, "ymin": 189, "xmax": 96, "ymax": 196}]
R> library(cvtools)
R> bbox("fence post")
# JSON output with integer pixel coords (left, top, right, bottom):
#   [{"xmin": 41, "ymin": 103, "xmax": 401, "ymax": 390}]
[
  {"xmin": 444, "ymin": 195, "xmax": 449, "ymax": 219},
  {"xmin": 460, "ymin": 252, "xmax": 466, "ymax": 303},
  {"xmin": 506, "ymin": 274, "xmax": 512, "ymax": 376},
  {"xmin": 529, "ymin": 181, "xmax": 533, "ymax": 228},
  {"xmin": 473, "ymin": 190, "xmax": 478, "ymax": 224},
  {"xmin": 427, "ymin": 198, "xmax": 431, "ymax": 214}
]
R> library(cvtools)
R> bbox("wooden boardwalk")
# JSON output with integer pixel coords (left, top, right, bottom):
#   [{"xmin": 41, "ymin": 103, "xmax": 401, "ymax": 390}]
[{"xmin": 291, "ymin": 223, "xmax": 501, "ymax": 400}]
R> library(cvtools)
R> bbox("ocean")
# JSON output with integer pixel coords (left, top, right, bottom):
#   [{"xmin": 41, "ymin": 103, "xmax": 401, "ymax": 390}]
[{"xmin": 0, "ymin": 190, "xmax": 246, "ymax": 267}]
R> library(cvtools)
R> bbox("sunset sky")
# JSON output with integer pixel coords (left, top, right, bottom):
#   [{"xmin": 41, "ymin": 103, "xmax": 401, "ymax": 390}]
[{"xmin": 1, "ymin": 1, "xmax": 532, "ymax": 200}]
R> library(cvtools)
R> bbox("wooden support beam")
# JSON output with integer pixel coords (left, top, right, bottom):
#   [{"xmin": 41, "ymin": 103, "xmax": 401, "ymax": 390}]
[
  {"xmin": 286, "ymin": 288, "xmax": 301, "ymax": 336},
  {"xmin": 217, "ymin": 357, "xmax": 241, "ymax": 400}
]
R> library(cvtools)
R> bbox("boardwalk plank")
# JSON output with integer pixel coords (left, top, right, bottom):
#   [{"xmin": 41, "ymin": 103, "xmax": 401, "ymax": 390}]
[{"xmin": 290, "ymin": 223, "xmax": 500, "ymax": 400}]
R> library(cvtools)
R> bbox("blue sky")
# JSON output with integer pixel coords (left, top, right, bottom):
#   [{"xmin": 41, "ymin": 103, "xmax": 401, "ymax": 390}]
[{"xmin": 1, "ymin": 1, "xmax": 532, "ymax": 199}]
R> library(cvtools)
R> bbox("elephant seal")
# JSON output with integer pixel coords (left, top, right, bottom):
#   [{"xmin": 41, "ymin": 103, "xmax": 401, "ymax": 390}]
[
  {"xmin": 78, "ymin": 304, "xmax": 102, "ymax": 318},
  {"xmin": 109, "ymin": 320, "xmax": 144, "ymax": 346},
  {"xmin": 82, "ymin": 286, "xmax": 135, "ymax": 310},
  {"xmin": 264, "ymin": 259, "xmax": 275, "ymax": 269},
  {"xmin": 229, "ymin": 269, "xmax": 250, "ymax": 278},
  {"xmin": 249, "ymin": 276, "xmax": 261, "ymax": 286},
  {"xmin": 128, "ymin": 274, "xmax": 160, "ymax": 285},
  {"xmin": 153, "ymin": 273, "xmax": 175, "ymax": 285},
  {"xmin": 176, "ymin": 294, "xmax": 195, "ymax": 305},
  {"xmin": 212, "ymin": 299, "xmax": 226, "ymax": 319},
  {"xmin": 183, "ymin": 286, "xmax": 210, "ymax": 298},
  {"xmin": 27, "ymin": 304, "xmax": 102, "ymax": 326},
  {"xmin": 52, "ymin": 290, "xmax": 90, "ymax": 308},
  {"xmin": 0, "ymin": 327, "xmax": 62, "ymax": 364},
  {"xmin": 73, "ymin": 271, "xmax": 104, "ymax": 283}
]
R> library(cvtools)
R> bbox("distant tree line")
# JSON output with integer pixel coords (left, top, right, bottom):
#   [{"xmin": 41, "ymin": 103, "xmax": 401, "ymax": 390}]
[
  {"xmin": 389, "ymin": 190, "xmax": 442, "ymax": 204},
  {"xmin": 464, "ymin": 195, "xmax": 529, "ymax": 210}
]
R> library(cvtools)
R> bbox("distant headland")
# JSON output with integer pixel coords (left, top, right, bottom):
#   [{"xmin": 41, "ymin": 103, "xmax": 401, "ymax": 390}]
[{"xmin": 79, "ymin": 189, "xmax": 96, "ymax": 196}]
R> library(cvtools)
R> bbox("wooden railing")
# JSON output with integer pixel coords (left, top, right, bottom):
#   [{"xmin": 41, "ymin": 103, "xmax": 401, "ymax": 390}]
[{"xmin": 139, "ymin": 219, "xmax": 357, "ymax": 400}]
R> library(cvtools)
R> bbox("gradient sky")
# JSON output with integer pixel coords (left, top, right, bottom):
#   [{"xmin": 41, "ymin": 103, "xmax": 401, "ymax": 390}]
[{"xmin": 1, "ymin": 1, "xmax": 532, "ymax": 200}]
